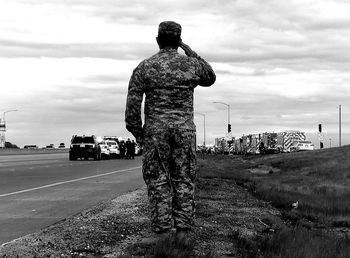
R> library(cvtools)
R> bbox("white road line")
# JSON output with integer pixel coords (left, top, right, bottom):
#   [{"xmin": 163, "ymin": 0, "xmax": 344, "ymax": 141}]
[
  {"xmin": 1, "ymin": 236, "xmax": 24, "ymax": 248},
  {"xmin": 0, "ymin": 166, "xmax": 141, "ymax": 198}
]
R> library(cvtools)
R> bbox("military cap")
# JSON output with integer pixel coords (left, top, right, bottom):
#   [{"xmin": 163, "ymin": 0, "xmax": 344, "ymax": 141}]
[{"xmin": 158, "ymin": 21, "xmax": 182, "ymax": 36}]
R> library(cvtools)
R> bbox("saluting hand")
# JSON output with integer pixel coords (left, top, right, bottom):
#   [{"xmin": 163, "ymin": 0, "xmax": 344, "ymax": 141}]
[{"xmin": 179, "ymin": 41, "xmax": 197, "ymax": 58}]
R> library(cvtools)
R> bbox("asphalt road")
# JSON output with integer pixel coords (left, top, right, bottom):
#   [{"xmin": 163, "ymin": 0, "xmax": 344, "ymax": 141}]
[{"xmin": 0, "ymin": 153, "xmax": 144, "ymax": 245}]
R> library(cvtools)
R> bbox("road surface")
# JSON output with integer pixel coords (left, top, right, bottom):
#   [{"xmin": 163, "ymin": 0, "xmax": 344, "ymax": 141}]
[{"xmin": 0, "ymin": 153, "xmax": 144, "ymax": 245}]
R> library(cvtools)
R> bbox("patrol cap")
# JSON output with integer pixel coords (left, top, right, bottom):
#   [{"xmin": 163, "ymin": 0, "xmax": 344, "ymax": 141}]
[{"xmin": 158, "ymin": 21, "xmax": 182, "ymax": 37}]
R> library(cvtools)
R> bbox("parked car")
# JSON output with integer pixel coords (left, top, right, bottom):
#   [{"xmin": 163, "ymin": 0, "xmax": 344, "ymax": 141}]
[
  {"xmin": 45, "ymin": 144, "xmax": 55, "ymax": 149},
  {"xmin": 99, "ymin": 143, "xmax": 110, "ymax": 160},
  {"xmin": 69, "ymin": 135, "xmax": 101, "ymax": 161},
  {"xmin": 296, "ymin": 140, "xmax": 315, "ymax": 151},
  {"xmin": 58, "ymin": 143, "xmax": 66, "ymax": 148},
  {"xmin": 105, "ymin": 140, "xmax": 120, "ymax": 158},
  {"xmin": 23, "ymin": 145, "xmax": 38, "ymax": 149}
]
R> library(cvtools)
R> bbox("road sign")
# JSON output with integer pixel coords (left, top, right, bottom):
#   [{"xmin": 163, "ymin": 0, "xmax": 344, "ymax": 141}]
[{"xmin": 317, "ymin": 132, "xmax": 324, "ymax": 141}]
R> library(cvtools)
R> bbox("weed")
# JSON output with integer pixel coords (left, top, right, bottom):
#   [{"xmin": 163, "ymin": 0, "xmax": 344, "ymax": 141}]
[
  {"xmin": 228, "ymin": 230, "xmax": 261, "ymax": 258},
  {"xmin": 260, "ymin": 227, "xmax": 350, "ymax": 258},
  {"xmin": 152, "ymin": 235, "xmax": 195, "ymax": 258}
]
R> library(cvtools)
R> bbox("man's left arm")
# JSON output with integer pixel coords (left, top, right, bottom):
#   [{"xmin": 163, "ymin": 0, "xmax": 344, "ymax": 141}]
[
  {"xmin": 125, "ymin": 65, "xmax": 144, "ymax": 145},
  {"xmin": 180, "ymin": 42, "xmax": 216, "ymax": 87},
  {"xmin": 196, "ymin": 56, "xmax": 216, "ymax": 87}
]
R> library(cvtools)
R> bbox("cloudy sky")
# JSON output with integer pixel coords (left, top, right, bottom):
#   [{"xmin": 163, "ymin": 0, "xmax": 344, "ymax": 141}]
[{"xmin": 1, "ymin": 0, "xmax": 349, "ymax": 148}]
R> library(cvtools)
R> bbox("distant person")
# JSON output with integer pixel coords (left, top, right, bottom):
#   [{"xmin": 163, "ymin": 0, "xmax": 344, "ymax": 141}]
[
  {"xmin": 125, "ymin": 138, "xmax": 132, "ymax": 159},
  {"xmin": 130, "ymin": 140, "xmax": 136, "ymax": 159},
  {"xmin": 119, "ymin": 140, "xmax": 126, "ymax": 159},
  {"xmin": 125, "ymin": 21, "xmax": 216, "ymax": 242}
]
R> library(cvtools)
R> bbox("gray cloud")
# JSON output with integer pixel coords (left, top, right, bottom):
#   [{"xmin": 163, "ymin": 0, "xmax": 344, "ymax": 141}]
[
  {"xmin": 3, "ymin": 0, "xmax": 350, "ymax": 73},
  {"xmin": 3, "ymin": 0, "xmax": 350, "ymax": 147},
  {"xmin": 7, "ymin": 82, "xmax": 130, "ymax": 147},
  {"xmin": 3, "ymin": 36, "xmax": 350, "ymax": 75},
  {"xmin": 82, "ymin": 75, "xmax": 127, "ymax": 84},
  {"xmin": 0, "ymin": 39, "xmax": 155, "ymax": 59}
]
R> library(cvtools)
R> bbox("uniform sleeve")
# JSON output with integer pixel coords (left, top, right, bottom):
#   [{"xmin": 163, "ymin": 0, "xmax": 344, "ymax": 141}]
[
  {"xmin": 194, "ymin": 55, "xmax": 216, "ymax": 87},
  {"xmin": 125, "ymin": 64, "xmax": 144, "ymax": 139}
]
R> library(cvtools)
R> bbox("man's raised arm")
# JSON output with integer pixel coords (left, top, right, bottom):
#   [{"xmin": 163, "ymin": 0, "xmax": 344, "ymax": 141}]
[{"xmin": 180, "ymin": 41, "xmax": 216, "ymax": 87}]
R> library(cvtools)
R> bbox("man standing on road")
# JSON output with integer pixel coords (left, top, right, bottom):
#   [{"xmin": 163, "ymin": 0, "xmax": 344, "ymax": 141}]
[{"xmin": 125, "ymin": 21, "xmax": 216, "ymax": 242}]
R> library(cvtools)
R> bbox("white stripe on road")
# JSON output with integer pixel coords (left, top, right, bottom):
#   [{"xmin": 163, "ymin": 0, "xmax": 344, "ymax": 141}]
[{"xmin": 0, "ymin": 166, "xmax": 141, "ymax": 198}]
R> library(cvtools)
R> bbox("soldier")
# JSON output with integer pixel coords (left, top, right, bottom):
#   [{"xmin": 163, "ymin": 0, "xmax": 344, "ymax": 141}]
[{"xmin": 125, "ymin": 21, "xmax": 216, "ymax": 242}]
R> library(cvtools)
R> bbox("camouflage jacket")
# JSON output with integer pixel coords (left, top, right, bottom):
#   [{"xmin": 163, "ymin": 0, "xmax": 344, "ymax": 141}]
[{"xmin": 125, "ymin": 48, "xmax": 216, "ymax": 138}]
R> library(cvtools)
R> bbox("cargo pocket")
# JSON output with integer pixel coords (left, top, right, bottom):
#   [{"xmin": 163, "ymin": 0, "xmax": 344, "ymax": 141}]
[
  {"xmin": 186, "ymin": 145, "xmax": 197, "ymax": 181},
  {"xmin": 142, "ymin": 147, "xmax": 159, "ymax": 182}
]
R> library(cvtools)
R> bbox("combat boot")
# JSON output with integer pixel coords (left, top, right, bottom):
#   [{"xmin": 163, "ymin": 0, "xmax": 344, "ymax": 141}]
[
  {"xmin": 175, "ymin": 228, "xmax": 191, "ymax": 246},
  {"xmin": 139, "ymin": 229, "xmax": 171, "ymax": 245}
]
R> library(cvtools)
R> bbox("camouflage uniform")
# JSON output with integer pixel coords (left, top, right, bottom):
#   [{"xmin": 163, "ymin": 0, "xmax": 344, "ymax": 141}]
[{"xmin": 125, "ymin": 21, "xmax": 216, "ymax": 233}]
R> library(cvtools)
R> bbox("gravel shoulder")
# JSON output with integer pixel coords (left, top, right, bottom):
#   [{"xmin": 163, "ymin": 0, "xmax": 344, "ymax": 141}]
[{"xmin": 0, "ymin": 167, "xmax": 285, "ymax": 257}]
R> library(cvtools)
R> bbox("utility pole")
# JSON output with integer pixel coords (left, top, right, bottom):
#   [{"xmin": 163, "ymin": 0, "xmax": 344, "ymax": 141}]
[
  {"xmin": 318, "ymin": 124, "xmax": 323, "ymax": 149},
  {"xmin": 213, "ymin": 101, "xmax": 231, "ymax": 154},
  {"xmin": 1, "ymin": 110, "xmax": 18, "ymax": 148},
  {"xmin": 0, "ymin": 118, "xmax": 5, "ymax": 148},
  {"xmin": 195, "ymin": 112, "xmax": 206, "ymax": 148},
  {"xmin": 339, "ymin": 104, "xmax": 342, "ymax": 147},
  {"xmin": 213, "ymin": 101, "xmax": 231, "ymax": 134}
]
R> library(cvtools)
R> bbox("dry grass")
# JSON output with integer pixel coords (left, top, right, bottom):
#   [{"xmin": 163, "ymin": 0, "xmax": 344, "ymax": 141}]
[
  {"xmin": 248, "ymin": 146, "xmax": 350, "ymax": 226},
  {"xmin": 198, "ymin": 145, "xmax": 350, "ymax": 257},
  {"xmin": 260, "ymin": 226, "xmax": 350, "ymax": 258}
]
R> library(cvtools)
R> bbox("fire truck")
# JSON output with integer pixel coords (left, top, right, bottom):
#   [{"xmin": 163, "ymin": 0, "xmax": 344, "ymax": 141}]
[
  {"xmin": 276, "ymin": 130, "xmax": 306, "ymax": 152},
  {"xmin": 214, "ymin": 137, "xmax": 234, "ymax": 154},
  {"xmin": 216, "ymin": 130, "xmax": 311, "ymax": 155}
]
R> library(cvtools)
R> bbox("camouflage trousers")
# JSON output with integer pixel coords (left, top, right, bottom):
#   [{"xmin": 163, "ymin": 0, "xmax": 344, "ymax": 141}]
[{"xmin": 142, "ymin": 128, "xmax": 196, "ymax": 233}]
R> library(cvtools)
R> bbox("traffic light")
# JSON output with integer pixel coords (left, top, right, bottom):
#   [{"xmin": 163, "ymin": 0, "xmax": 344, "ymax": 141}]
[
  {"xmin": 318, "ymin": 124, "xmax": 322, "ymax": 133},
  {"xmin": 228, "ymin": 124, "xmax": 231, "ymax": 132}
]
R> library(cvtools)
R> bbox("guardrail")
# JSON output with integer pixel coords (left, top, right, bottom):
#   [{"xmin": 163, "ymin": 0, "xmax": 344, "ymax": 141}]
[{"xmin": 0, "ymin": 148, "xmax": 69, "ymax": 156}]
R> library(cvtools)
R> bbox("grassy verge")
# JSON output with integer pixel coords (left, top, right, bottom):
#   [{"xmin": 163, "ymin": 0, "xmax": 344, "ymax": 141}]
[
  {"xmin": 244, "ymin": 146, "xmax": 350, "ymax": 228},
  {"xmin": 260, "ymin": 226, "xmax": 349, "ymax": 258},
  {"xmin": 197, "ymin": 146, "xmax": 350, "ymax": 257}
]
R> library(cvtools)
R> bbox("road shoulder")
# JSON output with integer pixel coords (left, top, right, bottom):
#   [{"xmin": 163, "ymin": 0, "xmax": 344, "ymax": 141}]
[{"xmin": 0, "ymin": 176, "xmax": 285, "ymax": 257}]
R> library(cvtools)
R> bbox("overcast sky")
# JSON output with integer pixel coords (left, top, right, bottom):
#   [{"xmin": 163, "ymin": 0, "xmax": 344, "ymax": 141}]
[{"xmin": 1, "ymin": 0, "xmax": 349, "ymax": 148}]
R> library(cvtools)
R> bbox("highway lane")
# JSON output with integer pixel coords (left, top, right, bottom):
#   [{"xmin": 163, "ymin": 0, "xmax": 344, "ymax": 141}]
[{"xmin": 0, "ymin": 153, "xmax": 144, "ymax": 245}]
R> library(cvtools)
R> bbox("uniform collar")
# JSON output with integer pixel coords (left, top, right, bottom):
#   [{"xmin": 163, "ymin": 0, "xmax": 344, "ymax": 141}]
[{"xmin": 159, "ymin": 47, "xmax": 178, "ymax": 54}]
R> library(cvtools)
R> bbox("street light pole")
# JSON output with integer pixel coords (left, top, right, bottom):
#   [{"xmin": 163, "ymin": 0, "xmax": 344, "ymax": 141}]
[
  {"xmin": 195, "ymin": 112, "xmax": 206, "ymax": 148},
  {"xmin": 213, "ymin": 101, "xmax": 231, "ymax": 133},
  {"xmin": 213, "ymin": 101, "xmax": 232, "ymax": 155},
  {"xmin": 3, "ymin": 109, "xmax": 18, "ymax": 123}
]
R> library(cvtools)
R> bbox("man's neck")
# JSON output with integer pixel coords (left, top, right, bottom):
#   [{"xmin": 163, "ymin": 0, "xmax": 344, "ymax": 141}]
[{"xmin": 160, "ymin": 46, "xmax": 178, "ymax": 51}]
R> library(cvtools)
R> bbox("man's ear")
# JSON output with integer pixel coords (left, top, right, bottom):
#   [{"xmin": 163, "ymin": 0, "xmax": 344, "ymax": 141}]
[{"xmin": 156, "ymin": 37, "xmax": 162, "ymax": 48}]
